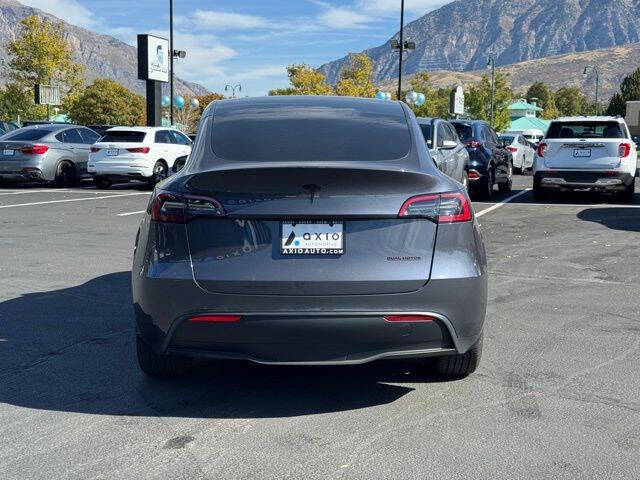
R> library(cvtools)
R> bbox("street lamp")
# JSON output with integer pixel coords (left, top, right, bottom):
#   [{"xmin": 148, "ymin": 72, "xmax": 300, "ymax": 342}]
[
  {"xmin": 487, "ymin": 55, "xmax": 495, "ymax": 127},
  {"xmin": 583, "ymin": 65, "xmax": 600, "ymax": 115},
  {"xmin": 225, "ymin": 84, "xmax": 242, "ymax": 98}
]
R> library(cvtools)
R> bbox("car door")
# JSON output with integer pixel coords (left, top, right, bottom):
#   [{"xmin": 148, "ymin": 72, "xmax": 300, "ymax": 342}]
[
  {"xmin": 446, "ymin": 123, "xmax": 467, "ymax": 183},
  {"xmin": 54, "ymin": 129, "xmax": 83, "ymax": 170},
  {"xmin": 436, "ymin": 122, "xmax": 454, "ymax": 176},
  {"xmin": 429, "ymin": 122, "xmax": 445, "ymax": 173},
  {"xmin": 169, "ymin": 130, "xmax": 192, "ymax": 158}
]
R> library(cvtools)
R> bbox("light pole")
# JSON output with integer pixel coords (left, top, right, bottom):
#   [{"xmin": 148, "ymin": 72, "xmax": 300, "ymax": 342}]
[
  {"xmin": 397, "ymin": 0, "xmax": 405, "ymax": 100},
  {"xmin": 583, "ymin": 65, "xmax": 600, "ymax": 115},
  {"xmin": 487, "ymin": 55, "xmax": 495, "ymax": 127},
  {"xmin": 225, "ymin": 84, "xmax": 242, "ymax": 98}
]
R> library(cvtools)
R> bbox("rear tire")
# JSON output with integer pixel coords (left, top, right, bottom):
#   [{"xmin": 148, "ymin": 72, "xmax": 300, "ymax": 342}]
[
  {"xmin": 480, "ymin": 165, "xmax": 495, "ymax": 199},
  {"xmin": 532, "ymin": 178, "xmax": 550, "ymax": 201},
  {"xmin": 148, "ymin": 161, "xmax": 168, "ymax": 187},
  {"xmin": 54, "ymin": 161, "xmax": 76, "ymax": 187},
  {"xmin": 620, "ymin": 181, "xmax": 635, "ymax": 204},
  {"xmin": 498, "ymin": 162, "xmax": 513, "ymax": 193},
  {"xmin": 136, "ymin": 335, "xmax": 192, "ymax": 377},
  {"xmin": 430, "ymin": 334, "xmax": 482, "ymax": 377}
]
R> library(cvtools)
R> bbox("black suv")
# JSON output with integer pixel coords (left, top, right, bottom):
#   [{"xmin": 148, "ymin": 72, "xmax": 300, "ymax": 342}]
[{"xmin": 451, "ymin": 120, "xmax": 512, "ymax": 198}]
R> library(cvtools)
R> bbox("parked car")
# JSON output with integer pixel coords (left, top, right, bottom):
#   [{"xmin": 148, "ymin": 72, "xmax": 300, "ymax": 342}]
[
  {"xmin": 451, "ymin": 120, "xmax": 512, "ymax": 198},
  {"xmin": 417, "ymin": 117, "xmax": 470, "ymax": 190},
  {"xmin": 533, "ymin": 116, "xmax": 636, "ymax": 202},
  {"xmin": 133, "ymin": 96, "xmax": 487, "ymax": 378},
  {"xmin": 0, "ymin": 121, "xmax": 19, "ymax": 136},
  {"xmin": 86, "ymin": 125, "xmax": 117, "ymax": 137},
  {"xmin": 88, "ymin": 127, "xmax": 192, "ymax": 188},
  {"xmin": 508, "ymin": 128, "xmax": 544, "ymax": 146},
  {"xmin": 499, "ymin": 133, "xmax": 535, "ymax": 173},
  {"xmin": 0, "ymin": 124, "xmax": 100, "ymax": 186}
]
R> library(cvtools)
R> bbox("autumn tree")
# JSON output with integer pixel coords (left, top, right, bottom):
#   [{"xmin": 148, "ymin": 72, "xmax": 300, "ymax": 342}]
[
  {"xmin": 465, "ymin": 72, "xmax": 513, "ymax": 131},
  {"xmin": 335, "ymin": 53, "xmax": 376, "ymax": 98},
  {"xmin": 66, "ymin": 79, "xmax": 145, "ymax": 126},
  {"xmin": 0, "ymin": 83, "xmax": 46, "ymax": 121},
  {"xmin": 269, "ymin": 64, "xmax": 333, "ymax": 96}
]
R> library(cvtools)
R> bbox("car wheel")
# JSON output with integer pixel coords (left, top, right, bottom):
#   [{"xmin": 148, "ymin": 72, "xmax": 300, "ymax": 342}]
[
  {"xmin": 136, "ymin": 335, "xmax": 192, "ymax": 377},
  {"xmin": 54, "ymin": 161, "xmax": 76, "ymax": 187},
  {"xmin": 148, "ymin": 161, "xmax": 168, "ymax": 186},
  {"xmin": 513, "ymin": 157, "xmax": 523, "ymax": 175},
  {"xmin": 430, "ymin": 334, "xmax": 482, "ymax": 377},
  {"xmin": 94, "ymin": 178, "xmax": 112, "ymax": 189},
  {"xmin": 619, "ymin": 181, "xmax": 635, "ymax": 204},
  {"xmin": 481, "ymin": 165, "xmax": 494, "ymax": 199},
  {"xmin": 498, "ymin": 162, "xmax": 513, "ymax": 193}
]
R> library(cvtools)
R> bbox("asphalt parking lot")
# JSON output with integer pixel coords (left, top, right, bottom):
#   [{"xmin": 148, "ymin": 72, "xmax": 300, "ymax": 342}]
[{"xmin": 1, "ymin": 175, "xmax": 639, "ymax": 479}]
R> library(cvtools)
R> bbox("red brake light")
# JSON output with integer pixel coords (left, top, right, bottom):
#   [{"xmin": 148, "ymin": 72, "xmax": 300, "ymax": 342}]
[
  {"xmin": 90, "ymin": 147, "xmax": 101, "ymax": 153},
  {"xmin": 537, "ymin": 143, "xmax": 547, "ymax": 157},
  {"xmin": 398, "ymin": 192, "xmax": 472, "ymax": 223},
  {"xmin": 384, "ymin": 315, "xmax": 435, "ymax": 323},
  {"xmin": 20, "ymin": 144, "xmax": 48, "ymax": 155},
  {"xmin": 507, "ymin": 146, "xmax": 517, "ymax": 153},
  {"xmin": 464, "ymin": 140, "xmax": 483, "ymax": 148},
  {"xmin": 150, "ymin": 191, "xmax": 226, "ymax": 223},
  {"xmin": 619, "ymin": 143, "xmax": 631, "ymax": 158},
  {"xmin": 127, "ymin": 147, "xmax": 150, "ymax": 154},
  {"xmin": 189, "ymin": 315, "xmax": 241, "ymax": 323}
]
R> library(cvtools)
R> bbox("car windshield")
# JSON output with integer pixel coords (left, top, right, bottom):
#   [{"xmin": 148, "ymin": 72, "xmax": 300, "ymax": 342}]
[
  {"xmin": 419, "ymin": 124, "xmax": 432, "ymax": 147},
  {"xmin": 100, "ymin": 131, "xmax": 146, "ymax": 143},
  {"xmin": 499, "ymin": 135, "xmax": 515, "ymax": 144},
  {"xmin": 4, "ymin": 129, "xmax": 52, "ymax": 141},
  {"xmin": 452, "ymin": 124, "xmax": 473, "ymax": 142},
  {"xmin": 546, "ymin": 121, "xmax": 625, "ymax": 139},
  {"xmin": 210, "ymin": 98, "xmax": 411, "ymax": 162}
]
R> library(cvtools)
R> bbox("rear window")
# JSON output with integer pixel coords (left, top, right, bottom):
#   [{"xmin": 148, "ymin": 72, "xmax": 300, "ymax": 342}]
[
  {"xmin": 419, "ymin": 124, "xmax": 432, "ymax": 147},
  {"xmin": 100, "ymin": 131, "xmax": 146, "ymax": 143},
  {"xmin": 210, "ymin": 98, "xmax": 411, "ymax": 162},
  {"xmin": 499, "ymin": 135, "xmax": 515, "ymax": 143},
  {"xmin": 5, "ymin": 129, "xmax": 52, "ymax": 141},
  {"xmin": 452, "ymin": 124, "xmax": 473, "ymax": 142},
  {"xmin": 546, "ymin": 121, "xmax": 625, "ymax": 139}
]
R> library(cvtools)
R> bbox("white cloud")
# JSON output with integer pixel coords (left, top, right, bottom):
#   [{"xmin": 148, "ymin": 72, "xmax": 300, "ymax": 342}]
[
  {"xmin": 317, "ymin": 7, "xmax": 372, "ymax": 29},
  {"xmin": 232, "ymin": 65, "xmax": 287, "ymax": 81},
  {"xmin": 191, "ymin": 9, "xmax": 269, "ymax": 30},
  {"xmin": 19, "ymin": 0, "xmax": 99, "ymax": 29},
  {"xmin": 355, "ymin": 0, "xmax": 449, "ymax": 15}
]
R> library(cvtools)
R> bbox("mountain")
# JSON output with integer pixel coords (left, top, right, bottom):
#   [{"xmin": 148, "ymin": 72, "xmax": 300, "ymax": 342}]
[
  {"xmin": 319, "ymin": 0, "xmax": 640, "ymax": 90},
  {"xmin": 377, "ymin": 42, "xmax": 640, "ymax": 100},
  {"xmin": 0, "ymin": 0, "xmax": 208, "ymax": 97}
]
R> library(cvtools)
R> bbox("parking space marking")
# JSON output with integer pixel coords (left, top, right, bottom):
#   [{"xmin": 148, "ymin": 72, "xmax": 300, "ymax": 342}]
[
  {"xmin": 117, "ymin": 210, "xmax": 146, "ymax": 217},
  {"xmin": 0, "ymin": 192, "xmax": 149, "ymax": 209},
  {"xmin": 475, "ymin": 188, "xmax": 532, "ymax": 218},
  {"xmin": 0, "ymin": 189, "xmax": 72, "ymax": 196}
]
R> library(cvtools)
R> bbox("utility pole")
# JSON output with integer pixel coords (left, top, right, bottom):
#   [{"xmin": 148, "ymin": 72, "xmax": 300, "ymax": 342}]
[
  {"xmin": 169, "ymin": 0, "xmax": 174, "ymax": 125},
  {"xmin": 397, "ymin": 0, "xmax": 405, "ymax": 100},
  {"xmin": 487, "ymin": 55, "xmax": 495, "ymax": 127}
]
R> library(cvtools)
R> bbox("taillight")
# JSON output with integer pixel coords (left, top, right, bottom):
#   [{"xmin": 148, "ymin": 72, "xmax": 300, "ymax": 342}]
[
  {"xmin": 537, "ymin": 143, "xmax": 547, "ymax": 157},
  {"xmin": 20, "ymin": 144, "xmax": 48, "ymax": 155},
  {"xmin": 507, "ymin": 146, "xmax": 517, "ymax": 153},
  {"xmin": 398, "ymin": 192, "xmax": 472, "ymax": 223},
  {"xmin": 188, "ymin": 315, "xmax": 241, "ymax": 323},
  {"xmin": 464, "ymin": 141, "xmax": 483, "ymax": 148},
  {"xmin": 90, "ymin": 147, "xmax": 101, "ymax": 153},
  {"xmin": 149, "ymin": 191, "xmax": 226, "ymax": 223},
  {"xmin": 127, "ymin": 147, "xmax": 150, "ymax": 154},
  {"xmin": 619, "ymin": 143, "xmax": 631, "ymax": 158},
  {"xmin": 384, "ymin": 315, "xmax": 435, "ymax": 323}
]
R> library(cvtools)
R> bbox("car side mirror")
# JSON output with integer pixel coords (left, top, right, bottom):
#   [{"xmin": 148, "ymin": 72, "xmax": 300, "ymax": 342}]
[{"xmin": 440, "ymin": 140, "xmax": 457, "ymax": 150}]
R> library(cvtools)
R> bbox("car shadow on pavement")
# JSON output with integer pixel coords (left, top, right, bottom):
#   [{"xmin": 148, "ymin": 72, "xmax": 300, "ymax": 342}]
[
  {"xmin": 0, "ymin": 272, "xmax": 452, "ymax": 419},
  {"xmin": 577, "ymin": 207, "xmax": 640, "ymax": 233}
]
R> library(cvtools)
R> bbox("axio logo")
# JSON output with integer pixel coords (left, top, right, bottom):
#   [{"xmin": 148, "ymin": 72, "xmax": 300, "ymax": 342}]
[{"xmin": 284, "ymin": 231, "xmax": 298, "ymax": 246}]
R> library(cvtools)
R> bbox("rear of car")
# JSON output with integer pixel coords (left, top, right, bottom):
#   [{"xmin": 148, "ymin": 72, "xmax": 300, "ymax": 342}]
[
  {"xmin": 132, "ymin": 96, "xmax": 487, "ymax": 378},
  {"xmin": 499, "ymin": 134, "xmax": 533, "ymax": 173},
  {"xmin": 533, "ymin": 117, "xmax": 636, "ymax": 202},
  {"xmin": 89, "ymin": 129, "xmax": 153, "ymax": 185}
]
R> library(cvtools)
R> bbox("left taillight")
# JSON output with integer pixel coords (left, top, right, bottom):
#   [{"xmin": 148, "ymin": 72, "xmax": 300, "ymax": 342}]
[
  {"xmin": 20, "ymin": 144, "xmax": 48, "ymax": 155},
  {"xmin": 90, "ymin": 147, "xmax": 101, "ymax": 153},
  {"xmin": 507, "ymin": 146, "xmax": 517, "ymax": 153},
  {"xmin": 398, "ymin": 192, "xmax": 472, "ymax": 223},
  {"xmin": 149, "ymin": 191, "xmax": 226, "ymax": 223}
]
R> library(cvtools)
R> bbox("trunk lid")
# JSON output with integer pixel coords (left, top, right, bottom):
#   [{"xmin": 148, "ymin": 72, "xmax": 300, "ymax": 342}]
[
  {"xmin": 543, "ymin": 139, "xmax": 621, "ymax": 169},
  {"xmin": 184, "ymin": 166, "xmax": 441, "ymax": 296}
]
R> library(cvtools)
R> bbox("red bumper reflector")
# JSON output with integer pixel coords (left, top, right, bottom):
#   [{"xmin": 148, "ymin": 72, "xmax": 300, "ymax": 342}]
[
  {"xmin": 188, "ymin": 315, "xmax": 241, "ymax": 323},
  {"xmin": 384, "ymin": 315, "xmax": 436, "ymax": 323}
]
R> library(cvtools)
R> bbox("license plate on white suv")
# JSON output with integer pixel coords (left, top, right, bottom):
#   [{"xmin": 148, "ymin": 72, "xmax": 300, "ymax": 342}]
[
  {"xmin": 281, "ymin": 221, "xmax": 344, "ymax": 255},
  {"xmin": 106, "ymin": 149, "xmax": 119, "ymax": 156},
  {"xmin": 573, "ymin": 149, "xmax": 591, "ymax": 158}
]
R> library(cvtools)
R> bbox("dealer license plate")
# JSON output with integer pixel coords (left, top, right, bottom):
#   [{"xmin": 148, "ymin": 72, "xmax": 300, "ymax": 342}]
[{"xmin": 281, "ymin": 221, "xmax": 344, "ymax": 255}]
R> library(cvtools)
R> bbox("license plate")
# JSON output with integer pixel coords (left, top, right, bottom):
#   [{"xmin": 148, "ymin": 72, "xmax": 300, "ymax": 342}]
[
  {"xmin": 573, "ymin": 148, "xmax": 591, "ymax": 157},
  {"xmin": 281, "ymin": 221, "xmax": 344, "ymax": 255},
  {"xmin": 106, "ymin": 149, "xmax": 119, "ymax": 156},
  {"xmin": 3, "ymin": 149, "xmax": 14, "ymax": 156}
]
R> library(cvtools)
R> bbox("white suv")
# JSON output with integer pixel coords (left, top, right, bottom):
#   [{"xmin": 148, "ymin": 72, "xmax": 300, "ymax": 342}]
[
  {"xmin": 88, "ymin": 127, "xmax": 192, "ymax": 188},
  {"xmin": 533, "ymin": 116, "xmax": 636, "ymax": 202}
]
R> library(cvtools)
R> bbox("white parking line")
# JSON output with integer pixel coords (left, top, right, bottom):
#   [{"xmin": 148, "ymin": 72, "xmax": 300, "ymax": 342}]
[
  {"xmin": 0, "ymin": 192, "xmax": 149, "ymax": 209},
  {"xmin": 117, "ymin": 210, "xmax": 146, "ymax": 217},
  {"xmin": 475, "ymin": 188, "xmax": 532, "ymax": 218},
  {"xmin": 0, "ymin": 189, "xmax": 72, "ymax": 196}
]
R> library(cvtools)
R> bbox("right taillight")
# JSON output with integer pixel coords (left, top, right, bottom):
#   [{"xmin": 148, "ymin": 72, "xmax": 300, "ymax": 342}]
[
  {"xmin": 398, "ymin": 192, "xmax": 472, "ymax": 223},
  {"xmin": 90, "ymin": 147, "xmax": 101, "ymax": 153},
  {"xmin": 537, "ymin": 143, "xmax": 547, "ymax": 157},
  {"xmin": 507, "ymin": 146, "xmax": 517, "ymax": 153},
  {"xmin": 619, "ymin": 143, "xmax": 631, "ymax": 158},
  {"xmin": 127, "ymin": 147, "xmax": 150, "ymax": 154},
  {"xmin": 149, "ymin": 191, "xmax": 226, "ymax": 223},
  {"xmin": 20, "ymin": 144, "xmax": 49, "ymax": 155}
]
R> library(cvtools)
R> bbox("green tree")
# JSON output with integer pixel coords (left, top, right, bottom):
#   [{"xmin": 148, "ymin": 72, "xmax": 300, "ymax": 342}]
[
  {"xmin": 66, "ymin": 79, "xmax": 145, "ymax": 126},
  {"xmin": 335, "ymin": 53, "xmax": 376, "ymax": 98},
  {"xmin": 269, "ymin": 64, "xmax": 333, "ymax": 96},
  {"xmin": 466, "ymin": 72, "xmax": 512, "ymax": 131},
  {"xmin": 606, "ymin": 67, "xmax": 640, "ymax": 116},
  {"xmin": 554, "ymin": 87, "xmax": 587, "ymax": 116},
  {"xmin": 195, "ymin": 92, "xmax": 225, "ymax": 116},
  {"xmin": 0, "ymin": 83, "xmax": 46, "ymax": 121},
  {"xmin": 526, "ymin": 82, "xmax": 558, "ymax": 119},
  {"xmin": 605, "ymin": 92, "xmax": 626, "ymax": 116}
]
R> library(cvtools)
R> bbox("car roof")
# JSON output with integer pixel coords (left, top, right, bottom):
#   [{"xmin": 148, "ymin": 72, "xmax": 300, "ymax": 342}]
[
  {"xmin": 553, "ymin": 116, "xmax": 624, "ymax": 123},
  {"xmin": 105, "ymin": 126, "xmax": 166, "ymax": 132},
  {"xmin": 18, "ymin": 124, "xmax": 81, "ymax": 132},
  {"xmin": 450, "ymin": 119, "xmax": 485, "ymax": 126}
]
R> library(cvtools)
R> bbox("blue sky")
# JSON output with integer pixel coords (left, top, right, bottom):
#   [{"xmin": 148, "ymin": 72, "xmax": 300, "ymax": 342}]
[{"xmin": 20, "ymin": 0, "xmax": 449, "ymax": 96}]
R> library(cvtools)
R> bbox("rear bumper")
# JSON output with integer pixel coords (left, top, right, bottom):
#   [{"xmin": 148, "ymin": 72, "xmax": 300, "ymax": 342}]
[
  {"xmin": 0, "ymin": 170, "xmax": 44, "ymax": 182},
  {"xmin": 534, "ymin": 170, "xmax": 634, "ymax": 190},
  {"xmin": 89, "ymin": 164, "xmax": 154, "ymax": 179}
]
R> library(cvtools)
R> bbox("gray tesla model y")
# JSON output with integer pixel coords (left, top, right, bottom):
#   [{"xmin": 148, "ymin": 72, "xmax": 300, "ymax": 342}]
[{"xmin": 132, "ymin": 96, "xmax": 487, "ymax": 377}]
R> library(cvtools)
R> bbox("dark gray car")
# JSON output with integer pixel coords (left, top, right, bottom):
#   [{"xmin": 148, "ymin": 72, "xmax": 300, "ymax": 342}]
[
  {"xmin": 132, "ymin": 96, "xmax": 487, "ymax": 378},
  {"xmin": 0, "ymin": 124, "xmax": 100, "ymax": 186}
]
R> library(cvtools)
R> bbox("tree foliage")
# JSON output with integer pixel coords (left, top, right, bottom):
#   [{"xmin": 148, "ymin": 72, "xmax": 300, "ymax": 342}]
[
  {"xmin": 554, "ymin": 87, "xmax": 587, "ymax": 116},
  {"xmin": 403, "ymin": 73, "xmax": 454, "ymax": 119},
  {"xmin": 335, "ymin": 53, "xmax": 376, "ymax": 98},
  {"xmin": 465, "ymin": 72, "xmax": 512, "ymax": 131},
  {"xmin": 66, "ymin": 79, "xmax": 145, "ymax": 126},
  {"xmin": 269, "ymin": 64, "xmax": 332, "ymax": 96},
  {"xmin": 0, "ymin": 83, "xmax": 47, "ymax": 121},
  {"xmin": 606, "ymin": 67, "xmax": 640, "ymax": 116},
  {"xmin": 526, "ymin": 82, "xmax": 558, "ymax": 119}
]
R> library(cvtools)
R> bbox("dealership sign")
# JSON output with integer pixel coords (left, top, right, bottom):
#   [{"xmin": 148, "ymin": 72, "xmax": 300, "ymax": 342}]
[
  {"xmin": 450, "ymin": 85, "xmax": 465, "ymax": 116},
  {"xmin": 137, "ymin": 34, "xmax": 169, "ymax": 83},
  {"xmin": 34, "ymin": 85, "xmax": 60, "ymax": 106}
]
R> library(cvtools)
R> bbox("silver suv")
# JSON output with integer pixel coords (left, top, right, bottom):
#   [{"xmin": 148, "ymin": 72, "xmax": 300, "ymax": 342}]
[{"xmin": 533, "ymin": 116, "xmax": 636, "ymax": 202}]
